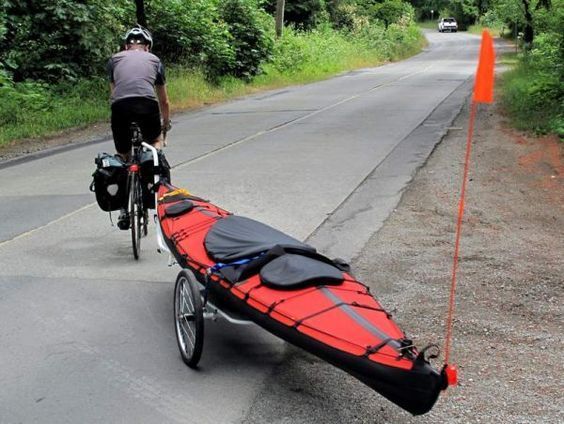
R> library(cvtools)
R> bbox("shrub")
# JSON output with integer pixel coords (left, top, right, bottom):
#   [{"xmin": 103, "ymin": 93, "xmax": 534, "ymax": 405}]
[
  {"xmin": 371, "ymin": 0, "xmax": 414, "ymax": 29},
  {"xmin": 218, "ymin": 0, "xmax": 274, "ymax": 79},
  {"xmin": 264, "ymin": 0, "xmax": 327, "ymax": 30},
  {"xmin": 145, "ymin": 0, "xmax": 235, "ymax": 79},
  {"xmin": 502, "ymin": 33, "xmax": 564, "ymax": 136},
  {"xmin": 328, "ymin": 1, "xmax": 369, "ymax": 32},
  {"xmin": 1, "ymin": 0, "xmax": 128, "ymax": 82}
]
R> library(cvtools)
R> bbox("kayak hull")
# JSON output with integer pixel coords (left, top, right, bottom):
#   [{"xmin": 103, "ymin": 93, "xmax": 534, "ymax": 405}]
[{"xmin": 157, "ymin": 185, "xmax": 445, "ymax": 415}]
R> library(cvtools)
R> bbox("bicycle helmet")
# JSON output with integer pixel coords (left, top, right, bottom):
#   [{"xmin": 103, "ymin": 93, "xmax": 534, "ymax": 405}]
[{"xmin": 124, "ymin": 25, "xmax": 153, "ymax": 50}]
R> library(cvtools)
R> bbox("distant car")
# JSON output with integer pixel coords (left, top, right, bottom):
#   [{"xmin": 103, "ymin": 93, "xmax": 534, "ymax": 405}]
[{"xmin": 438, "ymin": 18, "xmax": 458, "ymax": 32}]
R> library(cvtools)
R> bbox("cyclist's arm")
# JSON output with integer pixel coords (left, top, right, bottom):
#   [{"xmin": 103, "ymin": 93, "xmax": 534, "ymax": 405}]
[
  {"xmin": 156, "ymin": 84, "xmax": 170, "ymax": 128},
  {"xmin": 107, "ymin": 58, "xmax": 115, "ymax": 97}
]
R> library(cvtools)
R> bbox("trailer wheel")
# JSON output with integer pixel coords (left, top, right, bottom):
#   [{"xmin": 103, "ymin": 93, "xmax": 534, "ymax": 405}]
[{"xmin": 174, "ymin": 270, "xmax": 204, "ymax": 368}]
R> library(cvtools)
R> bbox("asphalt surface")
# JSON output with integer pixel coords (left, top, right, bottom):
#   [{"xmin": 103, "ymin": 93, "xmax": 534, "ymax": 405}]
[{"xmin": 0, "ymin": 31, "xmax": 481, "ymax": 423}]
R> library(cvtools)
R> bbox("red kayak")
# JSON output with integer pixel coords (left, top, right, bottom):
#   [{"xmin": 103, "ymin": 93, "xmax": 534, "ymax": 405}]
[{"xmin": 157, "ymin": 184, "xmax": 449, "ymax": 415}]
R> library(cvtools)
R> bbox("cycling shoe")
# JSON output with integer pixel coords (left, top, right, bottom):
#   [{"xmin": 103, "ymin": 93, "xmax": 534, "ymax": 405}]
[{"xmin": 117, "ymin": 210, "xmax": 130, "ymax": 230}]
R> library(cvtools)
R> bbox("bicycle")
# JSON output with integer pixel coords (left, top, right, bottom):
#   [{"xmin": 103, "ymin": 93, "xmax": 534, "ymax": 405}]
[{"xmin": 124, "ymin": 123, "xmax": 162, "ymax": 260}]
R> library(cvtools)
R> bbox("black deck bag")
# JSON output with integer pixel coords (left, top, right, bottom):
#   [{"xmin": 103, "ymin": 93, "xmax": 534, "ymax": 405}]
[
  {"xmin": 91, "ymin": 153, "xmax": 128, "ymax": 212},
  {"xmin": 259, "ymin": 254, "xmax": 344, "ymax": 290},
  {"xmin": 140, "ymin": 149, "xmax": 171, "ymax": 209}
]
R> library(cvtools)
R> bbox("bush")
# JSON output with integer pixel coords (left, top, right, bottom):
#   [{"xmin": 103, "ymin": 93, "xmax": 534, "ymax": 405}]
[
  {"xmin": 328, "ymin": 1, "xmax": 369, "ymax": 32},
  {"xmin": 371, "ymin": 0, "xmax": 414, "ymax": 29},
  {"xmin": 264, "ymin": 0, "xmax": 327, "ymax": 30},
  {"xmin": 218, "ymin": 0, "xmax": 274, "ymax": 79},
  {"xmin": 267, "ymin": 19, "xmax": 423, "ymax": 77},
  {"xmin": 1, "ymin": 0, "xmax": 128, "ymax": 82},
  {"xmin": 502, "ymin": 33, "xmax": 564, "ymax": 136},
  {"xmin": 146, "ymin": 0, "xmax": 234, "ymax": 79}
]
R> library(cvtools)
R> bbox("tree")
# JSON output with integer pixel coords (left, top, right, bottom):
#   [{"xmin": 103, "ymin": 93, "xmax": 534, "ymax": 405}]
[
  {"xmin": 371, "ymin": 0, "xmax": 412, "ymax": 28},
  {"xmin": 492, "ymin": 0, "xmax": 552, "ymax": 43},
  {"xmin": 264, "ymin": 0, "xmax": 326, "ymax": 29},
  {"xmin": 275, "ymin": 0, "xmax": 285, "ymax": 37},
  {"xmin": 135, "ymin": 0, "xmax": 147, "ymax": 27},
  {"xmin": 1, "ymin": 0, "xmax": 127, "ymax": 81}
]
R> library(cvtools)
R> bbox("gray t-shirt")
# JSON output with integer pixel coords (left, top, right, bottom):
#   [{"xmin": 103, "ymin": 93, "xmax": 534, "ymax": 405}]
[{"xmin": 107, "ymin": 50, "xmax": 166, "ymax": 103}]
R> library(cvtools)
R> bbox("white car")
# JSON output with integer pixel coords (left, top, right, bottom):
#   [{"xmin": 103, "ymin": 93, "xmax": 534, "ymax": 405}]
[{"xmin": 438, "ymin": 18, "xmax": 458, "ymax": 32}]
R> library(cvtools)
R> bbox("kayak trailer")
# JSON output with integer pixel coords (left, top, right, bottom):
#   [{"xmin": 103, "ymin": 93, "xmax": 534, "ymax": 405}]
[{"xmin": 155, "ymin": 184, "xmax": 453, "ymax": 415}]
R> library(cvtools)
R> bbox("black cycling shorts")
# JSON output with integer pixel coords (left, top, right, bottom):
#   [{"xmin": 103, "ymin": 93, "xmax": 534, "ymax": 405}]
[{"xmin": 111, "ymin": 97, "xmax": 161, "ymax": 154}]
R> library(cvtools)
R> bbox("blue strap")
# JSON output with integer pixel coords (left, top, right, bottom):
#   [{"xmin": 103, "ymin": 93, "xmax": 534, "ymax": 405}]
[{"xmin": 207, "ymin": 255, "xmax": 261, "ymax": 275}]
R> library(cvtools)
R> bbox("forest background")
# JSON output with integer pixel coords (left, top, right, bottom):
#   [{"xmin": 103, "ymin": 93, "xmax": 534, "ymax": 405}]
[{"xmin": 0, "ymin": 0, "xmax": 562, "ymax": 145}]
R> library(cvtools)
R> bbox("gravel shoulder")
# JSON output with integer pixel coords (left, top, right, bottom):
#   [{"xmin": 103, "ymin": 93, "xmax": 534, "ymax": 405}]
[{"xmin": 242, "ymin": 98, "xmax": 563, "ymax": 423}]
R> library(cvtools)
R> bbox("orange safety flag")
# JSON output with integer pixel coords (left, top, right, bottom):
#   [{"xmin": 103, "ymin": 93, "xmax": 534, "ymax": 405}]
[{"xmin": 472, "ymin": 30, "xmax": 495, "ymax": 103}]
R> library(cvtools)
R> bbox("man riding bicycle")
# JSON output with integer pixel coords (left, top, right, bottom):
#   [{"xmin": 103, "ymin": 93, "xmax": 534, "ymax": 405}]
[{"xmin": 107, "ymin": 25, "xmax": 171, "ymax": 229}]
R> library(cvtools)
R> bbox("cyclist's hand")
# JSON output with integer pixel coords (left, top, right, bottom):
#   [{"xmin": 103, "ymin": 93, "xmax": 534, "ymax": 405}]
[
  {"xmin": 161, "ymin": 120, "xmax": 171, "ymax": 146},
  {"xmin": 162, "ymin": 119, "xmax": 172, "ymax": 133}
]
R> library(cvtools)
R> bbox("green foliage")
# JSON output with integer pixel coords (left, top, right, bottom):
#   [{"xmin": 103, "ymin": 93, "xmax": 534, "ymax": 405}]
[
  {"xmin": 438, "ymin": 0, "xmax": 479, "ymax": 29},
  {"xmin": 371, "ymin": 0, "xmax": 414, "ymax": 28},
  {"xmin": 2, "ymin": 0, "xmax": 128, "ymax": 82},
  {"xmin": 264, "ymin": 0, "xmax": 327, "ymax": 29},
  {"xmin": 0, "ymin": 78, "xmax": 108, "ymax": 143},
  {"xmin": 267, "ymin": 19, "xmax": 423, "ymax": 76},
  {"xmin": 407, "ymin": 0, "xmax": 450, "ymax": 21},
  {"xmin": 0, "ymin": 0, "xmax": 427, "ymax": 145},
  {"xmin": 0, "ymin": 0, "xmax": 6, "ymax": 42},
  {"xmin": 496, "ymin": 0, "xmax": 563, "ymax": 137},
  {"xmin": 124, "ymin": 0, "xmax": 274, "ymax": 81},
  {"xmin": 145, "ymin": 0, "xmax": 235, "ymax": 78},
  {"xmin": 327, "ymin": 1, "xmax": 370, "ymax": 31},
  {"xmin": 501, "ymin": 34, "xmax": 564, "ymax": 137},
  {"xmin": 218, "ymin": 0, "xmax": 274, "ymax": 79}
]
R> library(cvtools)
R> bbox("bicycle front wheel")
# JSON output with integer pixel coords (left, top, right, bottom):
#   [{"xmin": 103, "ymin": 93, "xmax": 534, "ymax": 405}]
[{"xmin": 129, "ymin": 173, "xmax": 142, "ymax": 260}]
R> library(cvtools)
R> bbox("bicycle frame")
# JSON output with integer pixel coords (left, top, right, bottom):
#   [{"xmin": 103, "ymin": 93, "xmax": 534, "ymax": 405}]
[
  {"xmin": 141, "ymin": 141, "xmax": 171, "ymax": 256},
  {"xmin": 126, "ymin": 122, "xmax": 169, "ymax": 259}
]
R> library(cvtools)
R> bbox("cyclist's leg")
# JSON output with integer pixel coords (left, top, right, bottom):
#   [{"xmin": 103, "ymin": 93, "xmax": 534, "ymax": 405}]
[
  {"xmin": 112, "ymin": 99, "xmax": 139, "ymax": 229},
  {"xmin": 138, "ymin": 99, "xmax": 170, "ymax": 181},
  {"xmin": 137, "ymin": 98, "xmax": 162, "ymax": 147},
  {"xmin": 111, "ymin": 100, "xmax": 134, "ymax": 162}
]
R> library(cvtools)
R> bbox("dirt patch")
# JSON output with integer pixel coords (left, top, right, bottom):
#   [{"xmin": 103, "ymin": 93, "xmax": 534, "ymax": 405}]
[
  {"xmin": 242, "ymin": 100, "xmax": 563, "ymax": 423},
  {"xmin": 354, "ymin": 101, "xmax": 563, "ymax": 422}
]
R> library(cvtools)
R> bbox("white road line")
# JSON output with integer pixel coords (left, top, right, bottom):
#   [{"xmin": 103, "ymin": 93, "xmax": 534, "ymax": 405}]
[
  {"xmin": 172, "ymin": 63, "xmax": 435, "ymax": 171},
  {"xmin": 0, "ymin": 202, "xmax": 96, "ymax": 248}
]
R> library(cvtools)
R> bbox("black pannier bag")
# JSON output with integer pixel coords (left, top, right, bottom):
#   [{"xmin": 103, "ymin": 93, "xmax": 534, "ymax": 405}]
[
  {"xmin": 140, "ymin": 150, "xmax": 156, "ymax": 209},
  {"xmin": 140, "ymin": 149, "xmax": 171, "ymax": 209},
  {"xmin": 90, "ymin": 153, "xmax": 128, "ymax": 212}
]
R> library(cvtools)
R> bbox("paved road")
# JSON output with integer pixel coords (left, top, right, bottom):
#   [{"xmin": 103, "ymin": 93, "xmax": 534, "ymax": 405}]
[{"xmin": 0, "ymin": 31, "xmax": 480, "ymax": 423}]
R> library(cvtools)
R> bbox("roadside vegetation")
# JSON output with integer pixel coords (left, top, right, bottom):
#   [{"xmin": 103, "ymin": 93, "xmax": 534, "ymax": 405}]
[
  {"xmin": 0, "ymin": 0, "xmax": 425, "ymax": 147},
  {"xmin": 498, "ymin": 1, "xmax": 563, "ymax": 137},
  {"xmin": 2, "ymin": 1, "xmax": 561, "ymax": 146},
  {"xmin": 414, "ymin": 0, "xmax": 563, "ymax": 138}
]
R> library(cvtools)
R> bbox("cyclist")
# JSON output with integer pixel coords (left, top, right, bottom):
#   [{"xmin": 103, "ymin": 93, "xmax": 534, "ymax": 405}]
[{"xmin": 107, "ymin": 25, "xmax": 171, "ymax": 229}]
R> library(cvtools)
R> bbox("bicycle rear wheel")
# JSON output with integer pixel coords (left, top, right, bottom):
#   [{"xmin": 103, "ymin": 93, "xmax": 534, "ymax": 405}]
[{"xmin": 129, "ymin": 173, "xmax": 142, "ymax": 260}]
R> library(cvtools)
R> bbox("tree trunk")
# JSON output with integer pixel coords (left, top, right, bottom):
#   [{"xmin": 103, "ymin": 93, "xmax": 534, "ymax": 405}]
[
  {"xmin": 522, "ymin": 0, "xmax": 534, "ymax": 44},
  {"xmin": 275, "ymin": 0, "xmax": 285, "ymax": 38},
  {"xmin": 135, "ymin": 0, "xmax": 147, "ymax": 28}
]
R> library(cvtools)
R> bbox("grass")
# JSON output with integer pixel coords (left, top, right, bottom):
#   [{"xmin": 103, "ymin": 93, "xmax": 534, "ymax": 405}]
[
  {"xmin": 498, "ymin": 51, "xmax": 519, "ymax": 66},
  {"xmin": 499, "ymin": 51, "xmax": 564, "ymax": 138},
  {"xmin": 0, "ymin": 24, "xmax": 426, "ymax": 147},
  {"xmin": 467, "ymin": 24, "xmax": 504, "ymax": 37},
  {"xmin": 417, "ymin": 20, "xmax": 438, "ymax": 30}
]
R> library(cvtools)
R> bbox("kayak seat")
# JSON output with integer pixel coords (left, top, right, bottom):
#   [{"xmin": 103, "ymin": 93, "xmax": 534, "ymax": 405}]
[
  {"xmin": 259, "ymin": 254, "xmax": 344, "ymax": 289},
  {"xmin": 204, "ymin": 215, "xmax": 315, "ymax": 262}
]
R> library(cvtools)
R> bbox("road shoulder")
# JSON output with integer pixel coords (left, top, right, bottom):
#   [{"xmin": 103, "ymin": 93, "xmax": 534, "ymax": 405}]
[{"xmin": 242, "ymin": 97, "xmax": 563, "ymax": 423}]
